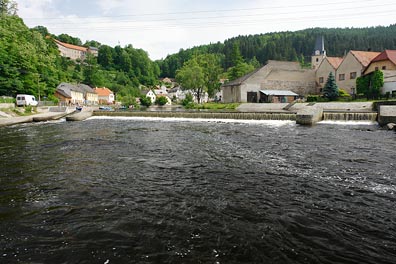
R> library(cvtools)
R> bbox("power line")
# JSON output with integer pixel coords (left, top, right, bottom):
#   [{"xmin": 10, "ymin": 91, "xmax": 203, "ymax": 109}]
[
  {"xmin": 22, "ymin": 0, "xmax": 390, "ymax": 21},
  {"xmin": 46, "ymin": 9, "xmax": 396, "ymax": 32}
]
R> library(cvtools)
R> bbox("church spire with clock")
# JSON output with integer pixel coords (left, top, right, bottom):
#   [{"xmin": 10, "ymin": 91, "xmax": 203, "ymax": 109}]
[{"xmin": 311, "ymin": 36, "xmax": 326, "ymax": 70}]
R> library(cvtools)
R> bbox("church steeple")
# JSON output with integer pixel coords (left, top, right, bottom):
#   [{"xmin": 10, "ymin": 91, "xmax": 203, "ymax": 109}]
[{"xmin": 312, "ymin": 36, "xmax": 326, "ymax": 70}]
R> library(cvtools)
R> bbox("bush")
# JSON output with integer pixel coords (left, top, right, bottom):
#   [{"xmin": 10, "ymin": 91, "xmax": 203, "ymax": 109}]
[
  {"xmin": 181, "ymin": 93, "xmax": 194, "ymax": 107},
  {"xmin": 155, "ymin": 96, "xmax": 168, "ymax": 106},
  {"xmin": 306, "ymin": 95, "xmax": 329, "ymax": 102},
  {"xmin": 139, "ymin": 95, "xmax": 152, "ymax": 107}
]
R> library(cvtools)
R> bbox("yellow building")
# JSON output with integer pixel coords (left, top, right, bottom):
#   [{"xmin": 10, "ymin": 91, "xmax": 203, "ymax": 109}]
[{"xmin": 335, "ymin": 50, "xmax": 380, "ymax": 95}]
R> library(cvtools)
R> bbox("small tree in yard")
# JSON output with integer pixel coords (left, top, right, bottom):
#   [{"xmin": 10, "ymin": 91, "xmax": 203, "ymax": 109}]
[
  {"xmin": 323, "ymin": 72, "xmax": 339, "ymax": 100},
  {"xmin": 155, "ymin": 96, "xmax": 168, "ymax": 106},
  {"xmin": 140, "ymin": 95, "xmax": 152, "ymax": 107}
]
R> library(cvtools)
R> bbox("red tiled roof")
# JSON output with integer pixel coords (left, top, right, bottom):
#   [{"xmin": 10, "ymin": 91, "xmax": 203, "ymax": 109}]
[
  {"xmin": 327, "ymin": 57, "xmax": 343, "ymax": 69},
  {"xmin": 371, "ymin": 50, "xmax": 396, "ymax": 65},
  {"xmin": 93, "ymin": 87, "xmax": 113, "ymax": 96},
  {"xmin": 350, "ymin": 50, "xmax": 381, "ymax": 67},
  {"xmin": 54, "ymin": 39, "xmax": 88, "ymax": 52}
]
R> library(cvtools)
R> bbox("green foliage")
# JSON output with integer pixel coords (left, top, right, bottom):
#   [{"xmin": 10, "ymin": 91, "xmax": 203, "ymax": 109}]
[
  {"xmin": 227, "ymin": 61, "xmax": 255, "ymax": 81},
  {"xmin": 357, "ymin": 70, "xmax": 384, "ymax": 99},
  {"xmin": 0, "ymin": 15, "xmax": 160, "ymax": 100},
  {"xmin": 155, "ymin": 96, "xmax": 168, "ymax": 106},
  {"xmin": 323, "ymin": 72, "xmax": 339, "ymax": 100},
  {"xmin": 0, "ymin": 96, "xmax": 14, "ymax": 103},
  {"xmin": 194, "ymin": 102, "xmax": 241, "ymax": 110},
  {"xmin": 181, "ymin": 93, "xmax": 194, "ymax": 106},
  {"xmin": 121, "ymin": 94, "xmax": 137, "ymax": 108},
  {"xmin": 0, "ymin": 0, "xmax": 17, "ymax": 16},
  {"xmin": 338, "ymin": 89, "xmax": 350, "ymax": 97},
  {"xmin": 306, "ymin": 95, "xmax": 329, "ymax": 102},
  {"xmin": 158, "ymin": 24, "xmax": 396, "ymax": 78},
  {"xmin": 139, "ymin": 95, "xmax": 152, "ymax": 107},
  {"xmin": 176, "ymin": 58, "xmax": 205, "ymax": 103}
]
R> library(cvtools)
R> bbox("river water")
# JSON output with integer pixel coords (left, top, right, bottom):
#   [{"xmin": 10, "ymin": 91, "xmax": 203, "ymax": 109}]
[{"xmin": 0, "ymin": 117, "xmax": 395, "ymax": 264}]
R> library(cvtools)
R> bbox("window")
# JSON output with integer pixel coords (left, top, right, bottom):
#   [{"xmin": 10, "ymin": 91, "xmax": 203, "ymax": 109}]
[
  {"xmin": 319, "ymin": 77, "xmax": 324, "ymax": 83},
  {"xmin": 375, "ymin": 67, "xmax": 379, "ymax": 71},
  {"xmin": 350, "ymin": 72, "xmax": 357, "ymax": 79},
  {"xmin": 339, "ymin": 74, "xmax": 345, "ymax": 81},
  {"xmin": 316, "ymin": 58, "xmax": 319, "ymax": 62},
  {"xmin": 382, "ymin": 66, "xmax": 387, "ymax": 70}
]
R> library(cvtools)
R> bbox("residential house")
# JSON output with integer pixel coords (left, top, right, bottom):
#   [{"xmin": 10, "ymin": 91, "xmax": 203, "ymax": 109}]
[
  {"xmin": 336, "ymin": 50, "xmax": 380, "ymax": 95},
  {"xmin": 54, "ymin": 39, "xmax": 98, "ymax": 61},
  {"xmin": 360, "ymin": 50, "xmax": 396, "ymax": 96},
  {"xmin": 363, "ymin": 50, "xmax": 396, "ymax": 74},
  {"xmin": 221, "ymin": 60, "xmax": 316, "ymax": 103},
  {"xmin": 382, "ymin": 70, "xmax": 396, "ymax": 95},
  {"xmin": 154, "ymin": 85, "xmax": 168, "ymax": 96},
  {"xmin": 316, "ymin": 57, "xmax": 343, "ymax": 92},
  {"xmin": 141, "ymin": 89, "xmax": 156, "ymax": 104},
  {"xmin": 168, "ymin": 86, "xmax": 209, "ymax": 103},
  {"xmin": 94, "ymin": 87, "xmax": 115, "ymax": 104},
  {"xmin": 55, "ymin": 83, "xmax": 98, "ymax": 105}
]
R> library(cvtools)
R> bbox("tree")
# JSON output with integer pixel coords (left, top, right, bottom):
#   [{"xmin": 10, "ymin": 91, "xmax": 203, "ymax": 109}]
[
  {"xmin": 195, "ymin": 54, "xmax": 223, "ymax": 98},
  {"xmin": 0, "ymin": 0, "xmax": 17, "ymax": 16},
  {"xmin": 176, "ymin": 58, "xmax": 205, "ymax": 103},
  {"xmin": 155, "ymin": 96, "xmax": 168, "ymax": 106},
  {"xmin": 357, "ymin": 70, "xmax": 384, "ymax": 99},
  {"xmin": 323, "ymin": 72, "xmax": 339, "ymax": 100},
  {"xmin": 140, "ymin": 95, "xmax": 152, "ymax": 107},
  {"xmin": 227, "ymin": 62, "xmax": 254, "ymax": 81}
]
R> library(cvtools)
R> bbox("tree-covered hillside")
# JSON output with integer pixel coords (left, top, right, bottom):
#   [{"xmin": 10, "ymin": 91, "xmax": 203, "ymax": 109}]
[
  {"xmin": 0, "ymin": 3, "xmax": 159, "ymax": 101},
  {"xmin": 158, "ymin": 25, "xmax": 396, "ymax": 78}
]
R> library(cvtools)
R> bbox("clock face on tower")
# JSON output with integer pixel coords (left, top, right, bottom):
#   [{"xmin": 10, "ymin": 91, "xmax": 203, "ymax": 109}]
[{"xmin": 315, "ymin": 50, "xmax": 320, "ymax": 55}]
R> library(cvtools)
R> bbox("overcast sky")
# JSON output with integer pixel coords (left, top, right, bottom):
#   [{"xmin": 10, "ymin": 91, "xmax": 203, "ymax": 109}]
[{"xmin": 17, "ymin": 0, "xmax": 396, "ymax": 60}]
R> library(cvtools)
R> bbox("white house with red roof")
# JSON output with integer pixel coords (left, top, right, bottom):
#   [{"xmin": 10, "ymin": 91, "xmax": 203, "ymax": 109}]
[{"xmin": 93, "ymin": 87, "xmax": 115, "ymax": 104}]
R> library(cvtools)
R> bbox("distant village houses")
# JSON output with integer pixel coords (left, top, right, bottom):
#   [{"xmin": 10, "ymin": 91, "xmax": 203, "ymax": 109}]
[
  {"xmin": 55, "ymin": 83, "xmax": 98, "ymax": 105},
  {"xmin": 54, "ymin": 39, "xmax": 98, "ymax": 61},
  {"xmin": 221, "ymin": 36, "xmax": 396, "ymax": 103},
  {"xmin": 93, "ymin": 87, "xmax": 115, "ymax": 105}
]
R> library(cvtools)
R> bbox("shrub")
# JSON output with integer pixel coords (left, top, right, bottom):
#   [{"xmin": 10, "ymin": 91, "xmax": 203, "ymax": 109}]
[
  {"xmin": 155, "ymin": 96, "xmax": 168, "ymax": 106},
  {"xmin": 181, "ymin": 93, "xmax": 194, "ymax": 106},
  {"xmin": 139, "ymin": 95, "xmax": 152, "ymax": 107}
]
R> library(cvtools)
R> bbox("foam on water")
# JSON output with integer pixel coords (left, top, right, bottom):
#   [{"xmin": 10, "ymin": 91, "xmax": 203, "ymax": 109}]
[{"xmin": 88, "ymin": 115, "xmax": 296, "ymax": 127}]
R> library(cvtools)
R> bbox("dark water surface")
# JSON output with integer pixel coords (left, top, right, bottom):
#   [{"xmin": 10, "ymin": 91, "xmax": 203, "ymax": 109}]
[{"xmin": 1, "ymin": 117, "xmax": 395, "ymax": 264}]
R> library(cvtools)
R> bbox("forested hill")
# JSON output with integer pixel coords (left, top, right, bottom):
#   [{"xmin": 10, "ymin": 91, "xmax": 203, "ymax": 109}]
[{"xmin": 158, "ymin": 24, "xmax": 396, "ymax": 78}]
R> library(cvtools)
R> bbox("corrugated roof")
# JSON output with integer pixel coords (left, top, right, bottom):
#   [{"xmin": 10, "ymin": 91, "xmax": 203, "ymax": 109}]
[
  {"xmin": 350, "ymin": 50, "xmax": 381, "ymax": 67},
  {"xmin": 260, "ymin": 90, "xmax": 299, "ymax": 96},
  {"xmin": 371, "ymin": 50, "xmax": 396, "ymax": 65}
]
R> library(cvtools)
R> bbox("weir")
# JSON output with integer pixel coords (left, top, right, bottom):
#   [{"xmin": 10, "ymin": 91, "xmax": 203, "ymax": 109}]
[
  {"xmin": 322, "ymin": 111, "xmax": 378, "ymax": 122},
  {"xmin": 93, "ymin": 111, "xmax": 297, "ymax": 121}
]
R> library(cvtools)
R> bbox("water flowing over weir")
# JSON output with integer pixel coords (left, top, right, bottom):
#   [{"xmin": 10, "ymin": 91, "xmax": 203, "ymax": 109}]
[
  {"xmin": 93, "ymin": 111, "xmax": 297, "ymax": 121},
  {"xmin": 0, "ymin": 119, "xmax": 395, "ymax": 263}
]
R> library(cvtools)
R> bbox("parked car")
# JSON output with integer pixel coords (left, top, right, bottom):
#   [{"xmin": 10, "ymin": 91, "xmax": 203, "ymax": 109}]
[{"xmin": 16, "ymin": 94, "xmax": 38, "ymax": 107}]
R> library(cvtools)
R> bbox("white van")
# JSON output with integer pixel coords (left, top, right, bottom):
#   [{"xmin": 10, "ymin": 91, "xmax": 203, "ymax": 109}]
[{"xmin": 16, "ymin": 94, "xmax": 38, "ymax": 107}]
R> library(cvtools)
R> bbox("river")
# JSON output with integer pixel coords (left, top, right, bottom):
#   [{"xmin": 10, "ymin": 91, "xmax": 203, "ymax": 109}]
[{"xmin": 0, "ymin": 117, "xmax": 395, "ymax": 263}]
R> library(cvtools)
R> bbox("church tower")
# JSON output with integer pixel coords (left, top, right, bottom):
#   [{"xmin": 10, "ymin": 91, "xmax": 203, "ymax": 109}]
[{"xmin": 311, "ymin": 36, "xmax": 326, "ymax": 70}]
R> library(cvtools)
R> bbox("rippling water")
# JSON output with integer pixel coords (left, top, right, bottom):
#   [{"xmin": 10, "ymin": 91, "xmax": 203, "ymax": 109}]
[{"xmin": 1, "ymin": 117, "xmax": 395, "ymax": 263}]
